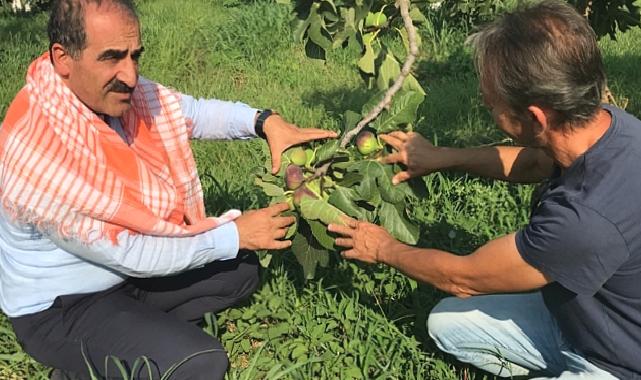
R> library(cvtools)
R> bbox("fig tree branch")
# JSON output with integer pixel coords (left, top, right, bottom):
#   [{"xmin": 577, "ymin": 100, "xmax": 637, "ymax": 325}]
[{"xmin": 339, "ymin": 0, "xmax": 418, "ymax": 149}]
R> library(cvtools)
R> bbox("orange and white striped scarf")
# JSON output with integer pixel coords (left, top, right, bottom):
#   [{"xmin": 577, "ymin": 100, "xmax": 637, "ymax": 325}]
[{"xmin": 0, "ymin": 53, "xmax": 240, "ymax": 244}]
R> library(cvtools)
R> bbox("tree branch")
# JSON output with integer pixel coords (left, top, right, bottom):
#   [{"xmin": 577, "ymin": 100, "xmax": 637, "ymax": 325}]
[{"xmin": 339, "ymin": 0, "xmax": 419, "ymax": 148}]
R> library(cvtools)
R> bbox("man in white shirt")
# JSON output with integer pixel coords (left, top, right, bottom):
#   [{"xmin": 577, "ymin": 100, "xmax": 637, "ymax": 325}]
[{"xmin": 0, "ymin": 0, "xmax": 336, "ymax": 379}]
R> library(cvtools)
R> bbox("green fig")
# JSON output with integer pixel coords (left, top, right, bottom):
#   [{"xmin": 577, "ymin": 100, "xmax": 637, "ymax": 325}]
[
  {"xmin": 293, "ymin": 185, "xmax": 319, "ymax": 206},
  {"xmin": 285, "ymin": 164, "xmax": 305, "ymax": 190},
  {"xmin": 289, "ymin": 147, "xmax": 308, "ymax": 166},
  {"xmin": 356, "ymin": 130, "xmax": 382, "ymax": 155}
]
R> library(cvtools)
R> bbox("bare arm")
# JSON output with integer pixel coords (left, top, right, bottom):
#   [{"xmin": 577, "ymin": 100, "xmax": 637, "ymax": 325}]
[
  {"xmin": 329, "ymin": 220, "xmax": 549, "ymax": 297},
  {"xmin": 380, "ymin": 131, "xmax": 555, "ymax": 184},
  {"xmin": 440, "ymin": 145, "xmax": 554, "ymax": 183}
]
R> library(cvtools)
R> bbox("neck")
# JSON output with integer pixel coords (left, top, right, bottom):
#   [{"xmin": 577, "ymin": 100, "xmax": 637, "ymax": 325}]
[{"xmin": 544, "ymin": 108, "xmax": 612, "ymax": 168}]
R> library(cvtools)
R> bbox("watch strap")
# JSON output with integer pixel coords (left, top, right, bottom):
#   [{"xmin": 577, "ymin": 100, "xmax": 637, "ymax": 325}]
[{"xmin": 254, "ymin": 109, "xmax": 274, "ymax": 139}]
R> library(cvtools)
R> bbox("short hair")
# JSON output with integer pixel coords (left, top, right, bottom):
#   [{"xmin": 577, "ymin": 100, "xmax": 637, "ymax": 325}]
[
  {"xmin": 467, "ymin": 0, "xmax": 607, "ymax": 128},
  {"xmin": 47, "ymin": 0, "xmax": 139, "ymax": 58}
]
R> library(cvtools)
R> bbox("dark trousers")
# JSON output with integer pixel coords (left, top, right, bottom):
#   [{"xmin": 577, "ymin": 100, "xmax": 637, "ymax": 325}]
[{"xmin": 10, "ymin": 251, "xmax": 260, "ymax": 380}]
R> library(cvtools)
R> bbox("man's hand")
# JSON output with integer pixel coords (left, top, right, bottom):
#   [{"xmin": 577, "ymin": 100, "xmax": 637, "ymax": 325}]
[
  {"xmin": 263, "ymin": 114, "xmax": 338, "ymax": 174},
  {"xmin": 328, "ymin": 218, "xmax": 401, "ymax": 264},
  {"xmin": 234, "ymin": 203, "xmax": 295, "ymax": 251},
  {"xmin": 379, "ymin": 131, "xmax": 443, "ymax": 184}
]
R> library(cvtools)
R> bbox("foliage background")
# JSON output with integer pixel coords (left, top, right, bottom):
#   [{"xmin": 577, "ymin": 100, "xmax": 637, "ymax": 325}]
[{"xmin": 1, "ymin": 0, "xmax": 640, "ymax": 379}]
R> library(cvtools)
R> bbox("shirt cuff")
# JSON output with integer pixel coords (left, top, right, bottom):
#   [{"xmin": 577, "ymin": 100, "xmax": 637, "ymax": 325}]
[{"xmin": 199, "ymin": 221, "xmax": 240, "ymax": 261}]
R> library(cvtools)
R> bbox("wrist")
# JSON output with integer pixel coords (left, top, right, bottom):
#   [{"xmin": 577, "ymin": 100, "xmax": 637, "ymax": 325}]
[
  {"xmin": 437, "ymin": 146, "xmax": 464, "ymax": 171},
  {"xmin": 254, "ymin": 109, "xmax": 279, "ymax": 139},
  {"xmin": 378, "ymin": 240, "xmax": 404, "ymax": 265}
]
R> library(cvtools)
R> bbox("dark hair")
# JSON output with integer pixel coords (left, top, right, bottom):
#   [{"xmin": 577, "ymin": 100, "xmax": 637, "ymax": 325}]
[
  {"xmin": 47, "ymin": 0, "xmax": 139, "ymax": 58},
  {"xmin": 467, "ymin": 0, "xmax": 606, "ymax": 128}
]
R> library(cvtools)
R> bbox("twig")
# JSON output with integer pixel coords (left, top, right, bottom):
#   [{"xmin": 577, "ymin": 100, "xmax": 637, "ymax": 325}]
[{"xmin": 339, "ymin": 0, "xmax": 419, "ymax": 149}]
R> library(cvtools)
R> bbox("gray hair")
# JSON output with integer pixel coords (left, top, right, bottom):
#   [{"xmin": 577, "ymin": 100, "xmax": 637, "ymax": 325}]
[{"xmin": 467, "ymin": 0, "xmax": 606, "ymax": 128}]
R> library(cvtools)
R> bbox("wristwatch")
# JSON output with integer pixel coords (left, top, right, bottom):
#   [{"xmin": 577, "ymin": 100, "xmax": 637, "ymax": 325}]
[{"xmin": 254, "ymin": 109, "xmax": 275, "ymax": 139}]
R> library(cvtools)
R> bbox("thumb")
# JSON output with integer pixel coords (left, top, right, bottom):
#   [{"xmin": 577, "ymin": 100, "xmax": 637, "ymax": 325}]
[
  {"xmin": 392, "ymin": 171, "xmax": 411, "ymax": 185},
  {"xmin": 270, "ymin": 146, "xmax": 283, "ymax": 174}
]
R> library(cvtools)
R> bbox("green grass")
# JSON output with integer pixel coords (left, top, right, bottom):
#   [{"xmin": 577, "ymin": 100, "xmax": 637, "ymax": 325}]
[{"xmin": 1, "ymin": 1, "xmax": 640, "ymax": 379}]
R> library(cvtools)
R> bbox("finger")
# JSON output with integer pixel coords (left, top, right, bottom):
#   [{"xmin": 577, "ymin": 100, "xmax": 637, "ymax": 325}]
[
  {"xmin": 334, "ymin": 237, "xmax": 354, "ymax": 248},
  {"xmin": 274, "ymin": 228, "xmax": 288, "ymax": 239},
  {"xmin": 275, "ymin": 215, "xmax": 296, "ymax": 228},
  {"xmin": 379, "ymin": 134, "xmax": 404, "ymax": 150},
  {"xmin": 379, "ymin": 151, "xmax": 403, "ymax": 165},
  {"xmin": 270, "ymin": 149, "xmax": 282, "ymax": 174},
  {"xmin": 392, "ymin": 171, "xmax": 412, "ymax": 185},
  {"xmin": 340, "ymin": 249, "xmax": 357, "ymax": 260},
  {"xmin": 299, "ymin": 129, "xmax": 339, "ymax": 142},
  {"xmin": 269, "ymin": 239, "xmax": 293, "ymax": 250},
  {"xmin": 387, "ymin": 131, "xmax": 409, "ymax": 141},
  {"xmin": 268, "ymin": 202, "xmax": 291, "ymax": 215},
  {"xmin": 327, "ymin": 223, "xmax": 354, "ymax": 237},
  {"xmin": 340, "ymin": 215, "xmax": 358, "ymax": 228}
]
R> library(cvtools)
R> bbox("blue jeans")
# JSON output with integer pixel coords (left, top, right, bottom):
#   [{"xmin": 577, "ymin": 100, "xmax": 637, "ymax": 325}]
[{"xmin": 427, "ymin": 292, "xmax": 618, "ymax": 379}]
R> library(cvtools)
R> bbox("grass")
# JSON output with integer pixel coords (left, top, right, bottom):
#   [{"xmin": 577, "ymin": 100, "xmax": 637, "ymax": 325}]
[{"xmin": 1, "ymin": 0, "xmax": 640, "ymax": 379}]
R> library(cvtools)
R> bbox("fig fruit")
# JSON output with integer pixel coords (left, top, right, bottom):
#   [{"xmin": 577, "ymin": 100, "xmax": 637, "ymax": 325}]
[
  {"xmin": 285, "ymin": 164, "xmax": 304, "ymax": 190},
  {"xmin": 289, "ymin": 147, "xmax": 308, "ymax": 166},
  {"xmin": 356, "ymin": 130, "xmax": 382, "ymax": 155},
  {"xmin": 293, "ymin": 185, "xmax": 319, "ymax": 206}
]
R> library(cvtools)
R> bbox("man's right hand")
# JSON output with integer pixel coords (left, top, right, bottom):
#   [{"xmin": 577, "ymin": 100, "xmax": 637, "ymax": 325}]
[
  {"xmin": 234, "ymin": 203, "xmax": 295, "ymax": 251},
  {"xmin": 379, "ymin": 131, "xmax": 444, "ymax": 184}
]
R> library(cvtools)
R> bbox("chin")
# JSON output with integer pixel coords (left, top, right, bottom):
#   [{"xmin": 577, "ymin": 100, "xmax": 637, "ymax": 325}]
[{"xmin": 105, "ymin": 104, "xmax": 132, "ymax": 118}]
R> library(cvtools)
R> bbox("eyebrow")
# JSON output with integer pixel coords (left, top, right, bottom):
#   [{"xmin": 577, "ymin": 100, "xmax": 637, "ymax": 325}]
[{"xmin": 97, "ymin": 46, "xmax": 145, "ymax": 61}]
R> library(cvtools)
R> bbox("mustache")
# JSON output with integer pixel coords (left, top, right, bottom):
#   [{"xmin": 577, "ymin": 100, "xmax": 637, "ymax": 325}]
[{"xmin": 106, "ymin": 79, "xmax": 135, "ymax": 94}]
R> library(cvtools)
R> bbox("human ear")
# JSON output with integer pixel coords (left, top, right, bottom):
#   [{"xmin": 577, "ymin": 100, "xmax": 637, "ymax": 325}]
[
  {"xmin": 527, "ymin": 105, "xmax": 549, "ymax": 138},
  {"xmin": 50, "ymin": 43, "xmax": 72, "ymax": 77}
]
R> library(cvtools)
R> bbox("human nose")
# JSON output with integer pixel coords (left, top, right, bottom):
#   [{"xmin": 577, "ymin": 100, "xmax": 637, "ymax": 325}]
[{"xmin": 117, "ymin": 56, "xmax": 138, "ymax": 89}]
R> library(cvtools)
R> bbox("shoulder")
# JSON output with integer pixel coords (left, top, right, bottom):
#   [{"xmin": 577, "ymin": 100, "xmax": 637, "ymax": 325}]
[{"xmin": 2, "ymin": 87, "xmax": 31, "ymax": 128}]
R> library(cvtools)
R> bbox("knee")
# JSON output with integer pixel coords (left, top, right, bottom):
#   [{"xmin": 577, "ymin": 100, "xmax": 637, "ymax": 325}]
[
  {"xmin": 232, "ymin": 251, "xmax": 260, "ymax": 300},
  {"xmin": 427, "ymin": 297, "xmax": 466, "ymax": 349}
]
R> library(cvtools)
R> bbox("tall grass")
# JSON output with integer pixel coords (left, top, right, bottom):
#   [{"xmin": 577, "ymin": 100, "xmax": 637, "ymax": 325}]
[{"xmin": 1, "ymin": 0, "xmax": 640, "ymax": 379}]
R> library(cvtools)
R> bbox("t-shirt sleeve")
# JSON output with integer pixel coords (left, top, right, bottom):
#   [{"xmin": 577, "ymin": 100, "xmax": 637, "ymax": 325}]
[{"xmin": 516, "ymin": 198, "xmax": 629, "ymax": 296}]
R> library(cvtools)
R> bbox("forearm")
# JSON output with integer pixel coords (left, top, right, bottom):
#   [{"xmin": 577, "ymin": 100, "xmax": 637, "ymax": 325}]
[
  {"xmin": 379, "ymin": 233, "xmax": 548, "ymax": 297},
  {"xmin": 438, "ymin": 146, "xmax": 553, "ymax": 183},
  {"xmin": 379, "ymin": 243, "xmax": 474, "ymax": 297},
  {"xmin": 46, "ymin": 222, "xmax": 240, "ymax": 277},
  {"xmin": 180, "ymin": 94, "xmax": 258, "ymax": 140}
]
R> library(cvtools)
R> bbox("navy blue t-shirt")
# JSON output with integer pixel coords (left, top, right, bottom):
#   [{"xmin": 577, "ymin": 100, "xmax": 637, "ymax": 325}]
[{"xmin": 516, "ymin": 105, "xmax": 641, "ymax": 379}]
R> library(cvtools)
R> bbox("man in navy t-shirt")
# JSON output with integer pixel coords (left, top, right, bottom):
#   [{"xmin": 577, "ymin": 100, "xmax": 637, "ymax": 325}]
[{"xmin": 328, "ymin": 1, "xmax": 640, "ymax": 378}]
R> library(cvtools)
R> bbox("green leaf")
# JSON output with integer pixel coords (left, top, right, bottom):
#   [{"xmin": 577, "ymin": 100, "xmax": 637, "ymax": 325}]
[
  {"xmin": 357, "ymin": 43, "xmax": 376, "ymax": 75},
  {"xmin": 348, "ymin": 160, "xmax": 384, "ymax": 206},
  {"xmin": 378, "ymin": 201, "xmax": 419, "ymax": 244},
  {"xmin": 291, "ymin": 231, "xmax": 330, "ymax": 279},
  {"xmin": 267, "ymin": 324, "xmax": 290, "ymax": 339},
  {"xmin": 376, "ymin": 51, "xmax": 401, "ymax": 91},
  {"xmin": 308, "ymin": 219, "xmax": 336, "ymax": 250},
  {"xmin": 255, "ymin": 177, "xmax": 285, "ymax": 197},
  {"xmin": 328, "ymin": 186, "xmax": 364, "ymax": 219},
  {"xmin": 370, "ymin": 90, "xmax": 425, "ymax": 133},
  {"xmin": 378, "ymin": 166, "xmax": 406, "ymax": 204},
  {"xmin": 315, "ymin": 140, "xmax": 340, "ymax": 163},
  {"xmin": 336, "ymin": 171, "xmax": 363, "ymax": 188},
  {"xmin": 300, "ymin": 197, "xmax": 347, "ymax": 225},
  {"xmin": 342, "ymin": 109, "xmax": 361, "ymax": 135},
  {"xmin": 307, "ymin": 6, "xmax": 332, "ymax": 51},
  {"xmin": 409, "ymin": 6, "xmax": 428, "ymax": 24}
]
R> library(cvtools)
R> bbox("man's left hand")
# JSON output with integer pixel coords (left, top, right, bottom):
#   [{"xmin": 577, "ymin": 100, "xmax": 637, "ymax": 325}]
[
  {"xmin": 328, "ymin": 218, "xmax": 400, "ymax": 264},
  {"xmin": 263, "ymin": 114, "xmax": 338, "ymax": 174}
]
